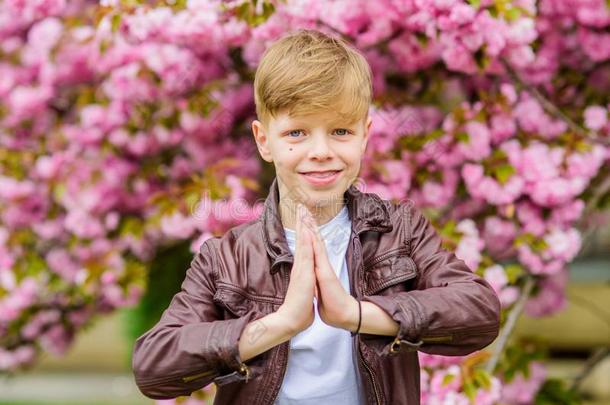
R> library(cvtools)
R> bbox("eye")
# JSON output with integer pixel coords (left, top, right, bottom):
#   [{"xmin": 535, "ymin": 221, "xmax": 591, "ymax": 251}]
[
  {"xmin": 287, "ymin": 130, "xmax": 304, "ymax": 138},
  {"xmin": 334, "ymin": 128, "xmax": 352, "ymax": 136}
]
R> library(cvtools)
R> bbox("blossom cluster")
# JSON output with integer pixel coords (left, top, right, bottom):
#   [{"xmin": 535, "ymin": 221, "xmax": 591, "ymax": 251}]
[{"xmin": 1, "ymin": 0, "xmax": 608, "ymax": 403}]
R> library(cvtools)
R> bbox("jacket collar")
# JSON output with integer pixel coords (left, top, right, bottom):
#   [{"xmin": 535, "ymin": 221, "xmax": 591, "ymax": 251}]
[{"xmin": 261, "ymin": 176, "xmax": 393, "ymax": 275}]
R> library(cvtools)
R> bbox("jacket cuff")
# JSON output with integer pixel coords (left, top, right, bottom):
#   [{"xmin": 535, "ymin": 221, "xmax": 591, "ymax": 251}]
[
  {"xmin": 360, "ymin": 294, "xmax": 423, "ymax": 357},
  {"xmin": 211, "ymin": 312, "xmax": 265, "ymax": 386}
]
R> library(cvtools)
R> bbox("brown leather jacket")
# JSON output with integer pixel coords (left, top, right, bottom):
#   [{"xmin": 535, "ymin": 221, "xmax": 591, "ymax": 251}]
[{"xmin": 132, "ymin": 177, "xmax": 501, "ymax": 404}]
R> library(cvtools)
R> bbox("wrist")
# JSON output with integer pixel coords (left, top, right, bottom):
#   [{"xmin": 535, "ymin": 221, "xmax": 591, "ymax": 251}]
[
  {"xmin": 344, "ymin": 297, "xmax": 360, "ymax": 333},
  {"xmin": 275, "ymin": 306, "xmax": 300, "ymax": 337}
]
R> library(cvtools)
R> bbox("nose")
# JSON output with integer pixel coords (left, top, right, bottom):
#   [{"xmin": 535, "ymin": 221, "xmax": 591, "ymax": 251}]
[{"xmin": 308, "ymin": 133, "xmax": 333, "ymax": 160}]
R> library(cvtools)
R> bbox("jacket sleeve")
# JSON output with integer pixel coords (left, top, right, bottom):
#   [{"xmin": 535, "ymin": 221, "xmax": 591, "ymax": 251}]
[
  {"xmin": 131, "ymin": 238, "xmax": 262, "ymax": 399},
  {"xmin": 361, "ymin": 202, "xmax": 501, "ymax": 357}
]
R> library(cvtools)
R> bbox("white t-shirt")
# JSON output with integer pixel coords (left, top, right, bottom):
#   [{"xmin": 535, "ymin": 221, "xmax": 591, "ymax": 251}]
[{"xmin": 274, "ymin": 205, "xmax": 365, "ymax": 405}]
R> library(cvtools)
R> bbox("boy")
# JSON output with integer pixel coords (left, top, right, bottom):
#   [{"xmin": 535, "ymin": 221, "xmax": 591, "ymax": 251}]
[{"xmin": 132, "ymin": 29, "xmax": 501, "ymax": 405}]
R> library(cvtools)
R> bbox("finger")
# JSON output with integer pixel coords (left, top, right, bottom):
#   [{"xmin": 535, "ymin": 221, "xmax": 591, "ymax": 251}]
[
  {"xmin": 311, "ymin": 233, "xmax": 336, "ymax": 282},
  {"xmin": 302, "ymin": 206, "xmax": 317, "ymax": 235},
  {"xmin": 295, "ymin": 204, "xmax": 302, "ymax": 260},
  {"xmin": 300, "ymin": 215, "xmax": 314, "ymax": 264}
]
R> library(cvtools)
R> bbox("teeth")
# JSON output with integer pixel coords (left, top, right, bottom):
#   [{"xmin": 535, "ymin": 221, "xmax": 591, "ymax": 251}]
[{"xmin": 305, "ymin": 171, "xmax": 337, "ymax": 178}]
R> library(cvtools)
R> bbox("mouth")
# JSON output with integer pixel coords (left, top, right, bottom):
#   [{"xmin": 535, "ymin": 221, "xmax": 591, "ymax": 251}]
[
  {"xmin": 298, "ymin": 170, "xmax": 342, "ymax": 177},
  {"xmin": 298, "ymin": 170, "xmax": 343, "ymax": 186}
]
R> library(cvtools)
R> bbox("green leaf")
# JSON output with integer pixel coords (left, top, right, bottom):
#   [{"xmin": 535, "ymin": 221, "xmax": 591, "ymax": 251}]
[
  {"xmin": 535, "ymin": 378, "xmax": 582, "ymax": 405},
  {"xmin": 415, "ymin": 31, "xmax": 428, "ymax": 46},
  {"xmin": 505, "ymin": 264, "xmax": 524, "ymax": 284},
  {"xmin": 111, "ymin": 14, "xmax": 121, "ymax": 32},
  {"xmin": 493, "ymin": 164, "xmax": 515, "ymax": 185},
  {"xmin": 53, "ymin": 183, "xmax": 66, "ymax": 201},
  {"xmin": 456, "ymin": 131, "xmax": 469, "ymax": 142},
  {"xmin": 504, "ymin": 7, "xmax": 522, "ymax": 21},
  {"xmin": 472, "ymin": 369, "xmax": 492, "ymax": 389},
  {"xmin": 463, "ymin": 381, "xmax": 477, "ymax": 400},
  {"xmin": 474, "ymin": 46, "xmax": 490, "ymax": 70},
  {"xmin": 185, "ymin": 192, "xmax": 200, "ymax": 212},
  {"xmin": 442, "ymin": 373, "xmax": 456, "ymax": 386}
]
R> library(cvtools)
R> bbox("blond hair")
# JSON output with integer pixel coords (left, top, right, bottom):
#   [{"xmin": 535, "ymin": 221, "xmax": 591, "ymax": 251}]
[{"xmin": 253, "ymin": 29, "xmax": 373, "ymax": 129}]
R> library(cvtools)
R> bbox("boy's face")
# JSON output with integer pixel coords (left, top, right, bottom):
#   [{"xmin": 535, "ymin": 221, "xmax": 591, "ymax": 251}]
[{"xmin": 252, "ymin": 108, "xmax": 372, "ymax": 214}]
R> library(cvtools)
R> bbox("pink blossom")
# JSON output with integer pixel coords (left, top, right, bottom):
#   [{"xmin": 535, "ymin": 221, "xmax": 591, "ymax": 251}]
[
  {"xmin": 513, "ymin": 97, "xmax": 567, "ymax": 139},
  {"xmin": 483, "ymin": 216, "xmax": 517, "ymax": 258},
  {"xmin": 46, "ymin": 249, "xmax": 80, "ymax": 283},
  {"xmin": 579, "ymin": 28, "xmax": 610, "ymax": 62},
  {"xmin": 462, "ymin": 163, "xmax": 524, "ymax": 205},
  {"xmin": 34, "ymin": 154, "xmax": 64, "ymax": 179},
  {"xmin": 549, "ymin": 199, "xmax": 585, "ymax": 225},
  {"xmin": 442, "ymin": 44, "xmax": 478, "ymax": 73},
  {"xmin": 456, "ymin": 121, "xmax": 492, "ymax": 161},
  {"xmin": 455, "ymin": 219, "xmax": 484, "ymax": 271},
  {"xmin": 527, "ymin": 176, "xmax": 587, "ymax": 207},
  {"xmin": 475, "ymin": 375, "xmax": 502, "ymax": 404},
  {"xmin": 64, "ymin": 209, "xmax": 106, "ymax": 239},
  {"xmin": 500, "ymin": 83, "xmax": 518, "ymax": 104},
  {"xmin": 7, "ymin": 85, "xmax": 53, "ymax": 124},
  {"xmin": 543, "ymin": 227, "xmax": 581, "ymax": 262},
  {"xmin": 499, "ymin": 286, "xmax": 520, "ymax": 307},
  {"xmin": 483, "ymin": 264, "xmax": 508, "ymax": 293},
  {"xmin": 67, "ymin": 307, "xmax": 93, "ymax": 327},
  {"xmin": 160, "ymin": 211, "xmax": 196, "ymax": 240},
  {"xmin": 0, "ymin": 176, "xmax": 36, "ymax": 200},
  {"xmin": 39, "ymin": 324, "xmax": 73, "ymax": 356},
  {"xmin": 420, "ymin": 180, "xmax": 450, "ymax": 208},
  {"xmin": 23, "ymin": 17, "xmax": 64, "ymax": 63},
  {"xmin": 566, "ymin": 144, "xmax": 606, "ymax": 178},
  {"xmin": 0, "ymin": 269, "xmax": 16, "ymax": 291},
  {"xmin": 525, "ymin": 270, "xmax": 568, "ymax": 317},
  {"xmin": 518, "ymin": 244, "xmax": 564, "ymax": 275},
  {"xmin": 515, "ymin": 200, "xmax": 547, "ymax": 237},
  {"xmin": 584, "ymin": 105, "xmax": 608, "ymax": 131},
  {"xmin": 419, "ymin": 353, "xmax": 466, "ymax": 368},
  {"xmin": 501, "ymin": 361, "xmax": 547, "ymax": 404},
  {"xmin": 490, "ymin": 114, "xmax": 517, "ymax": 143},
  {"xmin": 0, "ymin": 277, "xmax": 39, "ymax": 323},
  {"xmin": 429, "ymin": 365, "xmax": 463, "ymax": 397}
]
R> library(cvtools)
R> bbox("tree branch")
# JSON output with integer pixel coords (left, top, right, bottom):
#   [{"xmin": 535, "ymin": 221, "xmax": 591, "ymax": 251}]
[
  {"xmin": 485, "ymin": 274, "xmax": 536, "ymax": 374},
  {"xmin": 499, "ymin": 58, "xmax": 609, "ymax": 146},
  {"xmin": 571, "ymin": 347, "xmax": 610, "ymax": 392}
]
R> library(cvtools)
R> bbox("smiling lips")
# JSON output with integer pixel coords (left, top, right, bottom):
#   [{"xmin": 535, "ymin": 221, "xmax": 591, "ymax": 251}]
[
  {"xmin": 299, "ymin": 170, "xmax": 342, "ymax": 185},
  {"xmin": 300, "ymin": 170, "xmax": 341, "ymax": 178}
]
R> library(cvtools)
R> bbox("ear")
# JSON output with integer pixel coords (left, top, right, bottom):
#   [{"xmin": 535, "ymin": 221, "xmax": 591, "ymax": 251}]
[
  {"xmin": 251, "ymin": 119, "xmax": 273, "ymax": 163},
  {"xmin": 361, "ymin": 115, "xmax": 372, "ymax": 155}
]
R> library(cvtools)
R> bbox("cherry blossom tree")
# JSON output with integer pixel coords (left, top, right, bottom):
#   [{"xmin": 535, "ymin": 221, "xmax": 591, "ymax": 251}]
[{"xmin": 1, "ymin": 0, "xmax": 609, "ymax": 403}]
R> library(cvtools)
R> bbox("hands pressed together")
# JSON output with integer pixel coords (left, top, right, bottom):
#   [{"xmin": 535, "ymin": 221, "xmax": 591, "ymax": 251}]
[{"xmin": 278, "ymin": 203, "xmax": 360, "ymax": 336}]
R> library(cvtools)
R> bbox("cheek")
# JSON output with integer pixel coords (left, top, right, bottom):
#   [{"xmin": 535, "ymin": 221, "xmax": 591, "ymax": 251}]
[
  {"xmin": 340, "ymin": 146, "xmax": 362, "ymax": 164},
  {"xmin": 275, "ymin": 151, "xmax": 301, "ymax": 170}
]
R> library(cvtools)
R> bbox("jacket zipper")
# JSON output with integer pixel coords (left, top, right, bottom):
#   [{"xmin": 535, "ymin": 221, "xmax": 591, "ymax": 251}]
[
  {"xmin": 137, "ymin": 367, "xmax": 218, "ymax": 387},
  {"xmin": 359, "ymin": 350, "xmax": 381, "ymax": 405},
  {"xmin": 182, "ymin": 369, "xmax": 216, "ymax": 383},
  {"xmin": 354, "ymin": 237, "xmax": 382, "ymax": 405}
]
